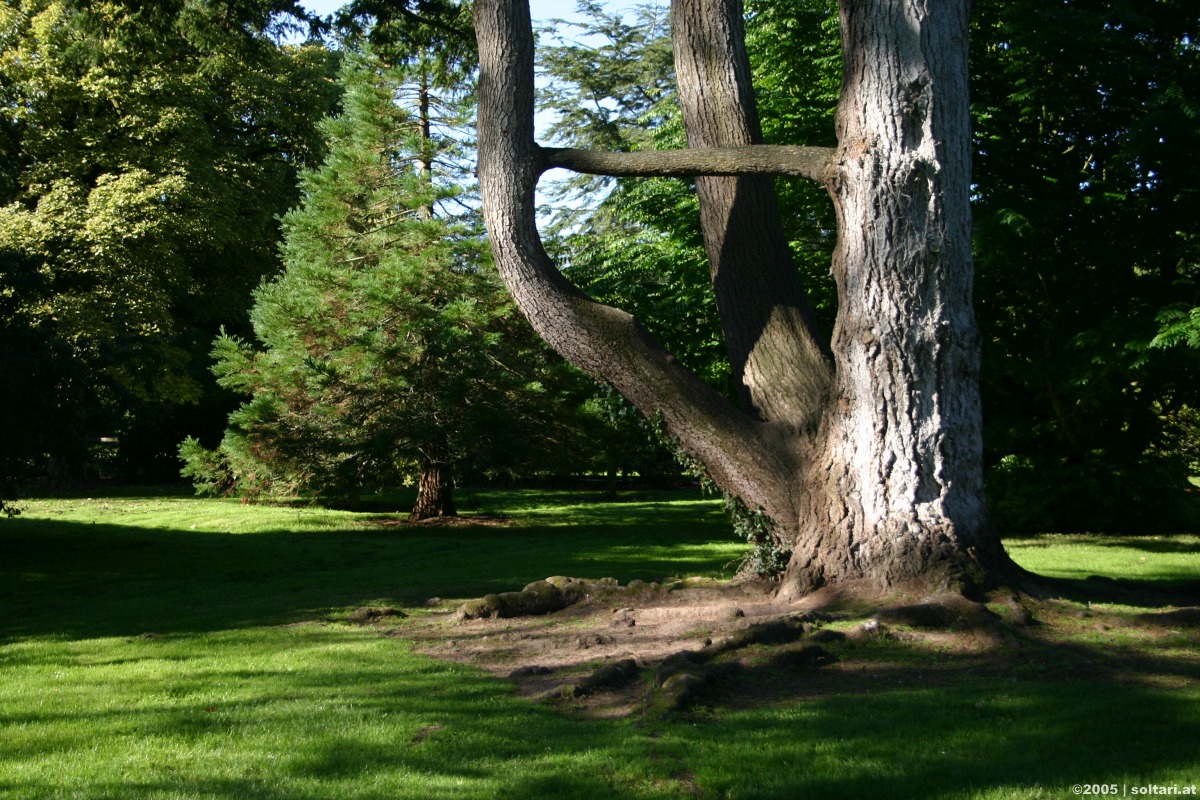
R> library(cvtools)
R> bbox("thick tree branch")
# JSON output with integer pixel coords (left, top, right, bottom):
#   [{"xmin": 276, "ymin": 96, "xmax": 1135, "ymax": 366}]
[
  {"xmin": 536, "ymin": 144, "xmax": 836, "ymax": 182},
  {"xmin": 474, "ymin": 0, "xmax": 801, "ymax": 522},
  {"xmin": 671, "ymin": 0, "xmax": 833, "ymax": 431}
]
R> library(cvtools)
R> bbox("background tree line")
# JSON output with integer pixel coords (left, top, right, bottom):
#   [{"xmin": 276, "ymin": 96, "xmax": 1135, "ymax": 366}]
[
  {"xmin": 2, "ymin": 0, "xmax": 1196, "ymax": 531},
  {"xmin": 0, "ymin": 0, "xmax": 338, "ymax": 490}
]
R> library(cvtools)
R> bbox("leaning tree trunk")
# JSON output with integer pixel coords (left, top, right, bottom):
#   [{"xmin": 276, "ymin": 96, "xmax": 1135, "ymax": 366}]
[
  {"xmin": 474, "ymin": 0, "xmax": 1015, "ymax": 597},
  {"xmin": 671, "ymin": 0, "xmax": 832, "ymax": 425},
  {"xmin": 411, "ymin": 461, "xmax": 456, "ymax": 520}
]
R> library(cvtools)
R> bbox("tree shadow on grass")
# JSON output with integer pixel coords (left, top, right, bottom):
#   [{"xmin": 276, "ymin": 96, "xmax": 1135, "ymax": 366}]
[
  {"xmin": 1087, "ymin": 536, "xmax": 1200, "ymax": 554},
  {"xmin": 0, "ymin": 627, "xmax": 661, "ymax": 800},
  {"xmin": 672, "ymin": 674, "xmax": 1200, "ymax": 798},
  {"xmin": 4, "ymin": 506, "xmax": 1199, "ymax": 798},
  {"xmin": 1004, "ymin": 533, "xmax": 1200, "ymax": 555},
  {"xmin": 1034, "ymin": 575, "xmax": 1200, "ymax": 608},
  {"xmin": 649, "ymin": 600, "xmax": 1200, "ymax": 799},
  {"xmin": 0, "ymin": 505, "xmax": 737, "ymax": 641},
  {"xmin": 3, "ymin": 625, "xmax": 1197, "ymax": 800}
]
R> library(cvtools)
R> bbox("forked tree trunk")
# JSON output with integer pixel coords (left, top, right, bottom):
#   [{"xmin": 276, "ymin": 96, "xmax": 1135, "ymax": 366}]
[
  {"xmin": 411, "ymin": 461, "xmax": 456, "ymax": 520},
  {"xmin": 474, "ymin": 0, "xmax": 1015, "ymax": 597},
  {"xmin": 671, "ymin": 0, "xmax": 833, "ymax": 425}
]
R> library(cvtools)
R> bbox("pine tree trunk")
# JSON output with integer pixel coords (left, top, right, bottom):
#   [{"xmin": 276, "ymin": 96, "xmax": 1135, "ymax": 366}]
[
  {"xmin": 416, "ymin": 65, "xmax": 434, "ymax": 221},
  {"xmin": 411, "ymin": 461, "xmax": 456, "ymax": 520}
]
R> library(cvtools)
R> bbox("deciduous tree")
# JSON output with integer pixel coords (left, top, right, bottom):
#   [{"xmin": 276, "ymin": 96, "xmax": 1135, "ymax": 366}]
[
  {"xmin": 971, "ymin": 0, "xmax": 1200, "ymax": 531},
  {"xmin": 0, "ymin": 0, "xmax": 336, "ymax": 481},
  {"xmin": 475, "ymin": 0, "xmax": 1015, "ymax": 595}
]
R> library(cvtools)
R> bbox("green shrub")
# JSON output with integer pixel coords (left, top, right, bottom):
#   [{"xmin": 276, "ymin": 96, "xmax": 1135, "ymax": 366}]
[{"xmin": 986, "ymin": 451, "xmax": 1192, "ymax": 533}]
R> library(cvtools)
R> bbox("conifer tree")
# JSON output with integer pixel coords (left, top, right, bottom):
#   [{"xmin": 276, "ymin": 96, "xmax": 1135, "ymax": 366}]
[{"xmin": 184, "ymin": 46, "xmax": 568, "ymax": 517}]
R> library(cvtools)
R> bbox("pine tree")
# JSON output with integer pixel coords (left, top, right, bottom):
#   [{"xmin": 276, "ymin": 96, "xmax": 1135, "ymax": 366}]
[{"xmin": 184, "ymin": 46, "xmax": 569, "ymax": 517}]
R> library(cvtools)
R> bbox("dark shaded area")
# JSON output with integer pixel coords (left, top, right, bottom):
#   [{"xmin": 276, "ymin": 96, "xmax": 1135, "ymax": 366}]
[
  {"xmin": 1003, "ymin": 533, "xmax": 1200, "ymax": 555},
  {"xmin": 684, "ymin": 659, "xmax": 1199, "ymax": 798},
  {"xmin": 0, "ymin": 498, "xmax": 731, "ymax": 642},
  {"xmin": 972, "ymin": 0, "xmax": 1200, "ymax": 533},
  {"xmin": 1035, "ymin": 575, "xmax": 1200, "ymax": 609}
]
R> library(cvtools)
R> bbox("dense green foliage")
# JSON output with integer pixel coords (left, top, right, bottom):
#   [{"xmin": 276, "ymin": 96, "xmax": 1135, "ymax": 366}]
[
  {"xmin": 184, "ymin": 47, "xmax": 585, "ymax": 511},
  {"xmin": 536, "ymin": 4, "xmax": 720, "ymax": 391},
  {"xmin": 0, "ymin": 0, "xmax": 337, "ymax": 483},
  {"xmin": 972, "ymin": 0, "xmax": 1200, "ymax": 530}
]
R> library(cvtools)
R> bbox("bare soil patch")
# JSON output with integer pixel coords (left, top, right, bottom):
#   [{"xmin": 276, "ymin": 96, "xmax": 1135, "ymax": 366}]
[
  {"xmin": 366, "ymin": 514, "xmax": 514, "ymax": 527},
  {"xmin": 358, "ymin": 576, "xmax": 1200, "ymax": 719},
  {"xmin": 403, "ymin": 578, "xmax": 776, "ymax": 715}
]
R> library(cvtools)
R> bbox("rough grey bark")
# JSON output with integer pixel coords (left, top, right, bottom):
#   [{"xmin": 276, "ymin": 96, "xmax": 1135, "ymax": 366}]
[
  {"xmin": 537, "ymin": 144, "xmax": 835, "ymax": 181},
  {"xmin": 474, "ymin": 0, "xmax": 1012, "ymax": 596},
  {"xmin": 775, "ymin": 0, "xmax": 1006, "ymax": 599}
]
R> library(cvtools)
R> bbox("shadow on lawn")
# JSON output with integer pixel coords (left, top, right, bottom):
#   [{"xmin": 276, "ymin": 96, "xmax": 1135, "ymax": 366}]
[
  {"xmin": 4, "ymin": 629, "xmax": 1197, "ymax": 799},
  {"xmin": 1004, "ymin": 533, "xmax": 1200, "ymax": 555},
  {"xmin": 640, "ymin": 588, "xmax": 1200, "ymax": 797},
  {"xmin": 675, "ymin": 674, "xmax": 1200, "ymax": 798},
  {"xmin": 0, "ymin": 505, "xmax": 736, "ymax": 642},
  {"xmin": 3, "ymin": 507, "xmax": 1199, "ymax": 797},
  {"xmin": 1038, "ymin": 574, "xmax": 1200, "ymax": 608}
]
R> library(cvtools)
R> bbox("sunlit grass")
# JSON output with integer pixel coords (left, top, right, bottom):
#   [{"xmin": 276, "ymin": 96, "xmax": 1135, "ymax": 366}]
[
  {"xmin": 1005, "ymin": 533, "xmax": 1200, "ymax": 583},
  {"xmin": 0, "ymin": 626, "xmax": 672, "ymax": 800},
  {"xmin": 1, "ymin": 489, "xmax": 1197, "ymax": 799}
]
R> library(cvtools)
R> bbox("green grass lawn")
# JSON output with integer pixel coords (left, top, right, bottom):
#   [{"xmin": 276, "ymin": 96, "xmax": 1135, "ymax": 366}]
[
  {"xmin": 1005, "ymin": 532, "xmax": 1200, "ymax": 583},
  {"xmin": 2, "ymin": 490, "xmax": 1198, "ymax": 799}
]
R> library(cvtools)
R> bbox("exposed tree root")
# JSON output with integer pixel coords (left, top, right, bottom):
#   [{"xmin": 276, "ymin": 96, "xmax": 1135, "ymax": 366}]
[
  {"xmin": 399, "ymin": 574, "xmax": 1199, "ymax": 720},
  {"xmin": 346, "ymin": 606, "xmax": 407, "ymax": 624},
  {"xmin": 453, "ymin": 576, "xmax": 683, "ymax": 620}
]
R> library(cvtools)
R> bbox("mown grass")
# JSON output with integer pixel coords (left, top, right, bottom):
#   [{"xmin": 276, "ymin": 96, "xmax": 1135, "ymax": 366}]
[
  {"xmin": 2, "ymin": 490, "xmax": 736, "ymax": 640},
  {"xmin": 2, "ymin": 489, "xmax": 1198, "ymax": 799},
  {"xmin": 1005, "ymin": 532, "xmax": 1200, "ymax": 583}
]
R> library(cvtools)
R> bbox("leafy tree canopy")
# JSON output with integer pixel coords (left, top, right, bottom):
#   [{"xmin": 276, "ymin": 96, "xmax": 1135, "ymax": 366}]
[
  {"xmin": 971, "ymin": 0, "xmax": 1200, "ymax": 530},
  {"xmin": 0, "ymin": 0, "xmax": 338, "ymax": 481}
]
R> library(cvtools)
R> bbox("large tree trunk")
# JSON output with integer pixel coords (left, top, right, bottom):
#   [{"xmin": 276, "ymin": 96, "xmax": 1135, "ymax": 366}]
[
  {"xmin": 411, "ymin": 461, "xmax": 456, "ymax": 520},
  {"xmin": 474, "ymin": 0, "xmax": 1015, "ymax": 597},
  {"xmin": 776, "ymin": 0, "xmax": 1010, "ymax": 599}
]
